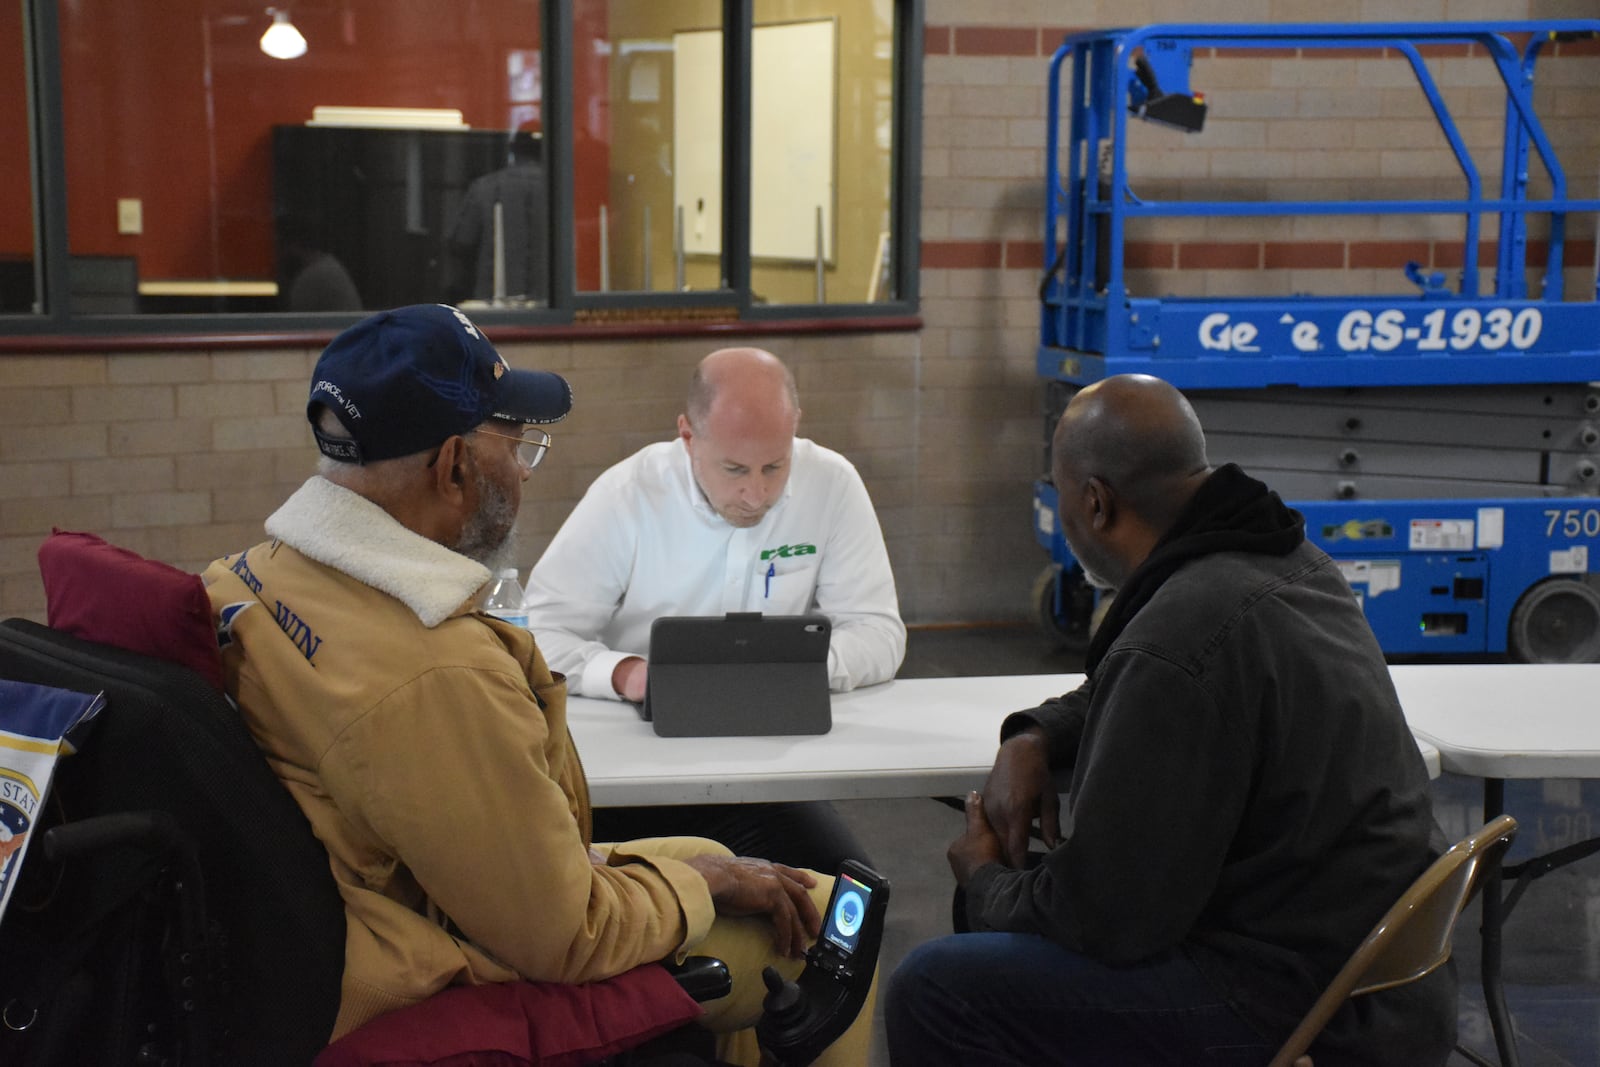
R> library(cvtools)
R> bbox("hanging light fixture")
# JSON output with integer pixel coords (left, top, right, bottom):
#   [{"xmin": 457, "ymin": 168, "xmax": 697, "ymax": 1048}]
[{"xmin": 260, "ymin": 9, "xmax": 307, "ymax": 60}]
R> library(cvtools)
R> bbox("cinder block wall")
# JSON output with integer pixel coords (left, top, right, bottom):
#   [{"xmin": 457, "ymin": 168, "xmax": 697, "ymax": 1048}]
[
  {"xmin": 0, "ymin": 333, "xmax": 936, "ymax": 624},
  {"xmin": 2, "ymin": 0, "xmax": 1596, "ymax": 627}
]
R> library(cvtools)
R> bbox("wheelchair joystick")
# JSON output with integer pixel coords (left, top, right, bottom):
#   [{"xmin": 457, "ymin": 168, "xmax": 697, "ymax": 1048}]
[
  {"xmin": 756, "ymin": 861, "xmax": 888, "ymax": 1067},
  {"xmin": 759, "ymin": 966, "xmax": 810, "ymax": 1033}
]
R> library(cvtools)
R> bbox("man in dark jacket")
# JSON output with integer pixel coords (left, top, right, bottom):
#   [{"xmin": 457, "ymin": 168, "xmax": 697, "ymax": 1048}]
[
  {"xmin": 886, "ymin": 374, "xmax": 1453, "ymax": 1066},
  {"xmin": 448, "ymin": 130, "xmax": 548, "ymax": 306}
]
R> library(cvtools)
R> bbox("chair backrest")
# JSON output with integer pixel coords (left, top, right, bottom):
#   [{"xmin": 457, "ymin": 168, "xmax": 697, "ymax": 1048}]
[
  {"xmin": 1267, "ymin": 814, "xmax": 1518, "ymax": 1067},
  {"xmin": 0, "ymin": 617, "xmax": 345, "ymax": 1066}
]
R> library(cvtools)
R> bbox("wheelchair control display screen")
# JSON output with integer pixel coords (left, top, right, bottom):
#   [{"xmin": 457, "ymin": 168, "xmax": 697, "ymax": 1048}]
[
  {"xmin": 821, "ymin": 870, "xmax": 873, "ymax": 959},
  {"xmin": 809, "ymin": 859, "xmax": 887, "ymax": 981}
]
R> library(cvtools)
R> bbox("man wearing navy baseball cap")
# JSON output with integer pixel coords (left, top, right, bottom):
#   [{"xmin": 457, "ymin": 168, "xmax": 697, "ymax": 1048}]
[
  {"xmin": 307, "ymin": 302, "xmax": 571, "ymax": 466},
  {"xmin": 202, "ymin": 305, "xmax": 870, "ymax": 1063},
  {"xmin": 299, "ymin": 302, "xmax": 573, "ymax": 572}
]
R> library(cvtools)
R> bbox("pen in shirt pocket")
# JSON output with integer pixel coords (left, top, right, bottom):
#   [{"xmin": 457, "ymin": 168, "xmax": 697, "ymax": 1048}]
[{"xmin": 765, "ymin": 561, "xmax": 776, "ymax": 599}]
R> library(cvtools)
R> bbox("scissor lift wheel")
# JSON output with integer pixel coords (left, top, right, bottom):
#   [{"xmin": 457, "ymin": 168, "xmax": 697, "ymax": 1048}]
[
  {"xmin": 1033, "ymin": 563, "xmax": 1098, "ymax": 654},
  {"xmin": 1507, "ymin": 577, "xmax": 1600, "ymax": 663}
]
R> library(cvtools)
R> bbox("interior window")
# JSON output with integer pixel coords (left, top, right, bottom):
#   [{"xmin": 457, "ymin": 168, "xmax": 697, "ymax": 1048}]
[{"xmin": 54, "ymin": 0, "xmax": 547, "ymax": 315}]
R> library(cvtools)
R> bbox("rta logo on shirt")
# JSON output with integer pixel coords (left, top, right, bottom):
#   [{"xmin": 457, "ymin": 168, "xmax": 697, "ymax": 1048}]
[{"xmin": 760, "ymin": 543, "xmax": 817, "ymax": 561}]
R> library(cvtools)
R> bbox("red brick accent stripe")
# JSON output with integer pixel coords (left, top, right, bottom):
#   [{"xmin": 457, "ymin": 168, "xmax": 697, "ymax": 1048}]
[
  {"xmin": 1124, "ymin": 242, "xmax": 1176, "ymax": 270},
  {"xmin": 1418, "ymin": 239, "xmax": 1599, "ymax": 270},
  {"xmin": 1004, "ymin": 241, "xmax": 1047, "ymax": 269},
  {"xmin": 1350, "ymin": 241, "xmax": 1432, "ymax": 269},
  {"xmin": 1264, "ymin": 242, "xmax": 1344, "ymax": 270},
  {"xmin": 921, "ymin": 240, "xmax": 1004, "ymax": 269},
  {"xmin": 1431, "ymin": 240, "xmax": 1496, "ymax": 269},
  {"xmin": 1178, "ymin": 242, "xmax": 1260, "ymax": 270},
  {"xmin": 925, "ymin": 24, "xmax": 1088, "ymax": 57},
  {"xmin": 921, "ymin": 239, "xmax": 1600, "ymax": 271},
  {"xmin": 1042, "ymin": 28, "xmax": 1087, "ymax": 53},
  {"xmin": 952, "ymin": 26, "xmax": 1038, "ymax": 57},
  {"xmin": 922, "ymin": 28, "xmax": 1563, "ymax": 61},
  {"xmin": 1518, "ymin": 240, "xmax": 1597, "ymax": 264}
]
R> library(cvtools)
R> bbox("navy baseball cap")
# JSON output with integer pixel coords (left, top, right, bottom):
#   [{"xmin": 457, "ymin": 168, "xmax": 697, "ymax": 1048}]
[{"xmin": 307, "ymin": 304, "xmax": 572, "ymax": 464}]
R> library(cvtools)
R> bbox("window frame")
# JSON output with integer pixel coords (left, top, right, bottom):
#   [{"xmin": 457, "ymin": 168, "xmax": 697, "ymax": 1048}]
[{"xmin": 2, "ymin": 0, "xmax": 921, "ymax": 341}]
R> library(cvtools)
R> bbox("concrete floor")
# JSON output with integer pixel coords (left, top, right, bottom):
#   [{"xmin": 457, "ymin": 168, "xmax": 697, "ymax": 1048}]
[{"xmin": 839, "ymin": 624, "xmax": 1600, "ymax": 1066}]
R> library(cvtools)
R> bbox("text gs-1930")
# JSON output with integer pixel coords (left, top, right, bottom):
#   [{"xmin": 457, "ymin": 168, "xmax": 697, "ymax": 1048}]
[{"xmin": 1336, "ymin": 307, "xmax": 1543, "ymax": 353}]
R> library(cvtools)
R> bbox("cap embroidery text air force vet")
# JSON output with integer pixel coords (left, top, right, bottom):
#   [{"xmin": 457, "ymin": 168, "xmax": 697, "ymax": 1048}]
[{"xmin": 307, "ymin": 303, "xmax": 572, "ymax": 464}]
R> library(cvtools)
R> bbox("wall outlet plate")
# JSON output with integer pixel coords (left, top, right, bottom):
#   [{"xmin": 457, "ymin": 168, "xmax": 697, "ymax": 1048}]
[{"xmin": 116, "ymin": 198, "xmax": 143, "ymax": 235}]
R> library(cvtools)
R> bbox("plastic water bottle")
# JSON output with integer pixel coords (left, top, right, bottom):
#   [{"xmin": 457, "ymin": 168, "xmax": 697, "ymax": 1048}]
[{"xmin": 482, "ymin": 567, "xmax": 529, "ymax": 628}]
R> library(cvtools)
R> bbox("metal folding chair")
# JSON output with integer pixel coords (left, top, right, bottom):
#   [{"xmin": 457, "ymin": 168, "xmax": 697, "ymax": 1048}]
[{"xmin": 1268, "ymin": 815, "xmax": 1519, "ymax": 1067}]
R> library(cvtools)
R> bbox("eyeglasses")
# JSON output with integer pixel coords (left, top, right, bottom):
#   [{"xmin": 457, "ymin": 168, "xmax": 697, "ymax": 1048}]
[{"xmin": 474, "ymin": 426, "xmax": 553, "ymax": 471}]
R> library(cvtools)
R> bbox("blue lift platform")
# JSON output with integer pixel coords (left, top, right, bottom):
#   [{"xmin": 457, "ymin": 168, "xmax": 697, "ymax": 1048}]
[{"xmin": 1032, "ymin": 20, "xmax": 1600, "ymax": 662}]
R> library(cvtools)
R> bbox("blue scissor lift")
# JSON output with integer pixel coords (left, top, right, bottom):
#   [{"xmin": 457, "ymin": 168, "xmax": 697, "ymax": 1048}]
[{"xmin": 1033, "ymin": 21, "xmax": 1600, "ymax": 661}]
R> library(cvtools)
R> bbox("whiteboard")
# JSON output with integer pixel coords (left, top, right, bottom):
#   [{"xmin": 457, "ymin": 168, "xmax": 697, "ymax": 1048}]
[{"xmin": 673, "ymin": 19, "xmax": 836, "ymax": 262}]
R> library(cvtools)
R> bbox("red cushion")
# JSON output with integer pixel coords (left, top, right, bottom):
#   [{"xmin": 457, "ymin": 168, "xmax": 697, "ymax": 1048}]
[
  {"xmin": 38, "ymin": 529, "xmax": 225, "ymax": 692},
  {"xmin": 313, "ymin": 967, "xmax": 703, "ymax": 1067}
]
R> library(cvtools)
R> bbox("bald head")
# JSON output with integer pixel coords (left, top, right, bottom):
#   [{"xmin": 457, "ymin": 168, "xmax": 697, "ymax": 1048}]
[
  {"xmin": 685, "ymin": 348, "xmax": 800, "ymax": 430},
  {"xmin": 1053, "ymin": 375, "xmax": 1210, "ymax": 530},
  {"xmin": 678, "ymin": 348, "xmax": 801, "ymax": 528}
]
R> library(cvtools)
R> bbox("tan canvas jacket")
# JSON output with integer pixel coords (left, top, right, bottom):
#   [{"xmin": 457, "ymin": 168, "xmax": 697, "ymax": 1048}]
[{"xmin": 204, "ymin": 477, "xmax": 715, "ymax": 1038}]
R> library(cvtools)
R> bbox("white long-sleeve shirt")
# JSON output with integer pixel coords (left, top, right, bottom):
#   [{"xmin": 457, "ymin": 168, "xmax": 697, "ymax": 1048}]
[{"xmin": 524, "ymin": 437, "xmax": 906, "ymax": 700}]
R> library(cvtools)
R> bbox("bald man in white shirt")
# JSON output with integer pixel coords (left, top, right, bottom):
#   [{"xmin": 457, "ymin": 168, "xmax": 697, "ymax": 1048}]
[{"xmin": 524, "ymin": 347, "xmax": 906, "ymax": 872}]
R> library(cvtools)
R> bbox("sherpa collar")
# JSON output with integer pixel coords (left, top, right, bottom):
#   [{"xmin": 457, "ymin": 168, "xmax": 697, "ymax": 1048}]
[{"xmin": 265, "ymin": 476, "xmax": 490, "ymax": 628}]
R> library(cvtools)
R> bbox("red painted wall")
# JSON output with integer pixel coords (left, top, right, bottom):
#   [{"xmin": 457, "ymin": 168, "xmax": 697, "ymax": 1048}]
[
  {"xmin": 0, "ymin": 3, "xmax": 32, "ymax": 257},
  {"xmin": 4, "ymin": 0, "xmax": 617, "ymax": 285},
  {"xmin": 57, "ymin": 1, "xmax": 547, "ymax": 279},
  {"xmin": 572, "ymin": 2, "xmax": 611, "ymax": 292}
]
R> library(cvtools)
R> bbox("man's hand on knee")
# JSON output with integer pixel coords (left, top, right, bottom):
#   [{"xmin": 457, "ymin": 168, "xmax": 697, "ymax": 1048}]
[
  {"xmin": 982, "ymin": 727, "xmax": 1060, "ymax": 868},
  {"xmin": 948, "ymin": 791, "xmax": 1003, "ymax": 886},
  {"xmin": 685, "ymin": 854, "xmax": 821, "ymax": 959}
]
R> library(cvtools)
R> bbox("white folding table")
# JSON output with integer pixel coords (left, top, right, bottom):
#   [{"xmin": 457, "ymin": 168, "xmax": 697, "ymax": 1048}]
[
  {"xmin": 568, "ymin": 673, "xmax": 1083, "ymax": 808},
  {"xmin": 570, "ymin": 672, "xmax": 1440, "ymax": 808},
  {"xmin": 1393, "ymin": 663, "xmax": 1600, "ymax": 1067}
]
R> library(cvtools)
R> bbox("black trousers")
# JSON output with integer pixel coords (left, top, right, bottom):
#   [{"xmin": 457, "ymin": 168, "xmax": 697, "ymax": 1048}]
[{"xmin": 590, "ymin": 800, "xmax": 873, "ymax": 875}]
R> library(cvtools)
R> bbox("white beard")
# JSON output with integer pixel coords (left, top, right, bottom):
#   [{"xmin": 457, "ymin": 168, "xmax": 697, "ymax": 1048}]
[
  {"xmin": 1079, "ymin": 563, "xmax": 1117, "ymax": 591},
  {"xmin": 455, "ymin": 470, "xmax": 519, "ymax": 571}
]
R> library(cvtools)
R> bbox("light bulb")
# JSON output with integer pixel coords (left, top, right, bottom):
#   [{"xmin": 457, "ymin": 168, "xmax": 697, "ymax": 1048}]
[{"xmin": 260, "ymin": 10, "xmax": 307, "ymax": 60}]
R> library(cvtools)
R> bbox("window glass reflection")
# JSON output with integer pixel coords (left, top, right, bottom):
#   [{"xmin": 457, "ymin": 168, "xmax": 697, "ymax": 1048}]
[
  {"xmin": 0, "ymin": 3, "xmax": 36, "ymax": 314},
  {"xmin": 575, "ymin": 0, "xmax": 723, "ymax": 294},
  {"xmin": 56, "ymin": 0, "xmax": 545, "ymax": 314},
  {"xmin": 752, "ymin": 0, "xmax": 896, "ymax": 305}
]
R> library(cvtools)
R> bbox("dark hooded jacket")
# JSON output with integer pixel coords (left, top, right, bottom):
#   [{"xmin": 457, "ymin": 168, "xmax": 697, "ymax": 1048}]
[{"xmin": 966, "ymin": 464, "xmax": 1453, "ymax": 1066}]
